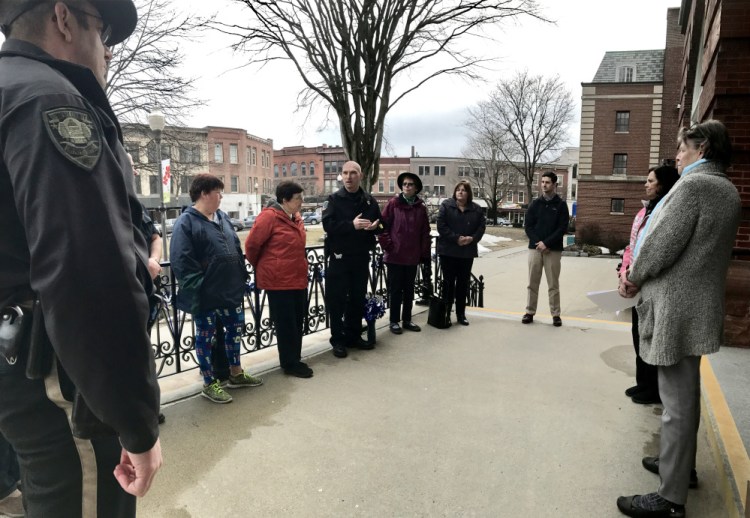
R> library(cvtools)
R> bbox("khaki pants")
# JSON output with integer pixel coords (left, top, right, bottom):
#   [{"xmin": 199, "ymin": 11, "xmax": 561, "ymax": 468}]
[{"xmin": 526, "ymin": 249, "xmax": 562, "ymax": 316}]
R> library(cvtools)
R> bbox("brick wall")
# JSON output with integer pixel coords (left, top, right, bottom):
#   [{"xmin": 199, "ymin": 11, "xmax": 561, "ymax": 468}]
[
  {"xmin": 576, "ymin": 179, "xmax": 646, "ymax": 248},
  {"xmin": 660, "ymin": 8, "xmax": 684, "ymax": 159},
  {"xmin": 591, "ymin": 97, "xmax": 657, "ymax": 175}
]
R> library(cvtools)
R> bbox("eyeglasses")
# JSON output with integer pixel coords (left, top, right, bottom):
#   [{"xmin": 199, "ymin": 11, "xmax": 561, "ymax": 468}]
[
  {"xmin": 402, "ymin": 182, "xmax": 415, "ymax": 187},
  {"xmin": 67, "ymin": 4, "xmax": 112, "ymax": 46}
]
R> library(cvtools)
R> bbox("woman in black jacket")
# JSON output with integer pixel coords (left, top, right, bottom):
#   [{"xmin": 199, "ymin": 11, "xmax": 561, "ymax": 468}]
[{"xmin": 436, "ymin": 181, "xmax": 486, "ymax": 326}]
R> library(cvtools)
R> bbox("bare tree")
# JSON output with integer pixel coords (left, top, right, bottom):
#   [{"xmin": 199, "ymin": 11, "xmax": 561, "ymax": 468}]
[
  {"xmin": 213, "ymin": 0, "xmax": 546, "ymax": 191},
  {"xmin": 462, "ymin": 133, "xmax": 518, "ymax": 222},
  {"xmin": 467, "ymin": 70, "xmax": 575, "ymax": 201},
  {"xmin": 106, "ymin": 0, "xmax": 205, "ymax": 125}
]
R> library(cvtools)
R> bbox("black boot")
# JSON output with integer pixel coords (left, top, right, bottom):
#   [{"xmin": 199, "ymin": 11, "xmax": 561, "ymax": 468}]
[{"xmin": 445, "ymin": 304, "xmax": 453, "ymax": 328}]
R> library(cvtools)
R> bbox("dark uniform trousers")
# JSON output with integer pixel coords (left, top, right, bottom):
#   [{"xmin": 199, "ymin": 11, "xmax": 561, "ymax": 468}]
[
  {"xmin": 0, "ymin": 357, "xmax": 134, "ymax": 518},
  {"xmin": 386, "ymin": 263, "xmax": 418, "ymax": 324},
  {"xmin": 326, "ymin": 255, "xmax": 370, "ymax": 347},
  {"xmin": 267, "ymin": 289, "xmax": 308, "ymax": 369}
]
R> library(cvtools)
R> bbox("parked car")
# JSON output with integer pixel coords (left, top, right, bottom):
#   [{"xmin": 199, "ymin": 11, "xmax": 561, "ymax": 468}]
[
  {"xmin": 302, "ymin": 212, "xmax": 320, "ymax": 225},
  {"xmin": 164, "ymin": 218, "xmax": 177, "ymax": 234},
  {"xmin": 243, "ymin": 215, "xmax": 257, "ymax": 229},
  {"xmin": 229, "ymin": 218, "xmax": 245, "ymax": 231},
  {"xmin": 495, "ymin": 217, "xmax": 512, "ymax": 227}
]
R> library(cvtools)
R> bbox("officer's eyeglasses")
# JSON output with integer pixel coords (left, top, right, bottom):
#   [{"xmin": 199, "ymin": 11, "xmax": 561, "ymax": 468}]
[{"xmin": 66, "ymin": 4, "xmax": 113, "ymax": 46}]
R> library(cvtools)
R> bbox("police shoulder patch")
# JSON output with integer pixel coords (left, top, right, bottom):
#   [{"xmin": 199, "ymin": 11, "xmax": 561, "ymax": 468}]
[{"xmin": 42, "ymin": 107, "xmax": 102, "ymax": 171}]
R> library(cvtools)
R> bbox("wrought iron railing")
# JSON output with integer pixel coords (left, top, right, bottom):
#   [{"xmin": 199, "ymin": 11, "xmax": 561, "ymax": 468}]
[{"xmin": 151, "ymin": 241, "xmax": 484, "ymax": 378}]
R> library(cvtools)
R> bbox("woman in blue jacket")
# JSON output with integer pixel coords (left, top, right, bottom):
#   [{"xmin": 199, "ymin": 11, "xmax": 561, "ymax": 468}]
[
  {"xmin": 170, "ymin": 174, "xmax": 262, "ymax": 404},
  {"xmin": 436, "ymin": 181, "xmax": 486, "ymax": 326}
]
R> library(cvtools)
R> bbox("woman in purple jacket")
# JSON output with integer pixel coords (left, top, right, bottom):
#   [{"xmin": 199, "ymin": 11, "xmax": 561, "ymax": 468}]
[{"xmin": 378, "ymin": 172, "xmax": 432, "ymax": 334}]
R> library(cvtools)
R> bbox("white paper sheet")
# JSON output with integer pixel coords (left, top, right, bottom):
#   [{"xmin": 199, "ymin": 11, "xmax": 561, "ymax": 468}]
[{"xmin": 586, "ymin": 289, "xmax": 638, "ymax": 312}]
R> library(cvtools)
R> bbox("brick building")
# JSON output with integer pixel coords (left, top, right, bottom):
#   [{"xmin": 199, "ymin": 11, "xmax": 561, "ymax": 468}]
[
  {"xmin": 273, "ymin": 144, "xmax": 347, "ymax": 199},
  {"xmin": 676, "ymin": 0, "xmax": 750, "ymax": 346},
  {"xmin": 207, "ymin": 127, "xmax": 274, "ymax": 218},
  {"xmin": 576, "ymin": 49, "xmax": 670, "ymax": 249},
  {"xmin": 373, "ymin": 156, "xmax": 411, "ymax": 204}
]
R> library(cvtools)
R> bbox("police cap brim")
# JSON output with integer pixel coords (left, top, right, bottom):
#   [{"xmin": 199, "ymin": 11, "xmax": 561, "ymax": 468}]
[{"xmin": 91, "ymin": 0, "xmax": 138, "ymax": 46}]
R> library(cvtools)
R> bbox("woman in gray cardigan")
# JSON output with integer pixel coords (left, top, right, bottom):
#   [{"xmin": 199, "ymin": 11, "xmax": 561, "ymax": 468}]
[{"xmin": 616, "ymin": 120, "xmax": 741, "ymax": 518}]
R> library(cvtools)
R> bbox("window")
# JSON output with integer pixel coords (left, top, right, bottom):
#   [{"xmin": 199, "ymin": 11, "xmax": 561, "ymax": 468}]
[
  {"xmin": 611, "ymin": 198, "xmax": 625, "ymax": 214},
  {"xmin": 472, "ymin": 167, "xmax": 485, "ymax": 178},
  {"xmin": 615, "ymin": 111, "xmax": 630, "ymax": 132},
  {"xmin": 571, "ymin": 184, "xmax": 577, "ymax": 198},
  {"xmin": 148, "ymin": 175, "xmax": 158, "ymax": 195},
  {"xmin": 179, "ymin": 145, "xmax": 201, "ymax": 164},
  {"xmin": 433, "ymin": 185, "xmax": 446, "ymax": 196},
  {"xmin": 251, "ymin": 147, "xmax": 257, "ymax": 166},
  {"xmin": 389, "ymin": 179, "xmax": 395, "ymax": 193},
  {"xmin": 134, "ymin": 176, "xmax": 142, "ymax": 194},
  {"xmin": 282, "ymin": 165, "xmax": 287, "ymax": 177},
  {"xmin": 291, "ymin": 162, "xmax": 298, "ymax": 176},
  {"xmin": 617, "ymin": 66, "xmax": 634, "ymax": 82},
  {"xmin": 506, "ymin": 191, "xmax": 513, "ymax": 203},
  {"xmin": 557, "ymin": 176, "xmax": 564, "ymax": 188},
  {"xmin": 274, "ymin": 164, "xmax": 279, "ymax": 177},
  {"xmin": 378, "ymin": 180, "xmax": 384, "ymax": 193},
  {"xmin": 458, "ymin": 166, "xmax": 469, "ymax": 177},
  {"xmin": 301, "ymin": 163, "xmax": 307, "ymax": 176},
  {"xmin": 613, "ymin": 154, "xmax": 628, "ymax": 174},
  {"xmin": 434, "ymin": 165, "xmax": 446, "ymax": 176},
  {"xmin": 418, "ymin": 165, "xmax": 430, "ymax": 176},
  {"xmin": 230, "ymin": 176, "xmax": 239, "ymax": 192},
  {"xmin": 229, "ymin": 144, "xmax": 238, "ymax": 164},
  {"xmin": 214, "ymin": 143, "xmax": 223, "ymax": 163},
  {"xmin": 309, "ymin": 162, "xmax": 315, "ymax": 175},
  {"xmin": 518, "ymin": 191, "xmax": 525, "ymax": 203},
  {"xmin": 125, "ymin": 143, "xmax": 139, "ymax": 163},
  {"xmin": 519, "ymin": 175, "xmax": 526, "ymax": 185},
  {"xmin": 181, "ymin": 175, "xmax": 190, "ymax": 194},
  {"xmin": 572, "ymin": 164, "xmax": 578, "ymax": 179}
]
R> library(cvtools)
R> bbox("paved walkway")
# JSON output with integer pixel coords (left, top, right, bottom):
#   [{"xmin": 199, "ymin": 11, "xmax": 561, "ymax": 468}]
[{"xmin": 140, "ymin": 246, "xmax": 747, "ymax": 517}]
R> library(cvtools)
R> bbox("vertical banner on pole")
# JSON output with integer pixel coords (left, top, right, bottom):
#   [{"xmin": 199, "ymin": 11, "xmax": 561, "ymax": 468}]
[{"xmin": 161, "ymin": 158, "xmax": 171, "ymax": 204}]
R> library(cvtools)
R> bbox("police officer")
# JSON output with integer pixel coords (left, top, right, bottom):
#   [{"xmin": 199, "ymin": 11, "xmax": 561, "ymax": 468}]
[
  {"xmin": 0, "ymin": 1, "xmax": 162, "ymax": 516},
  {"xmin": 322, "ymin": 161, "xmax": 382, "ymax": 358}
]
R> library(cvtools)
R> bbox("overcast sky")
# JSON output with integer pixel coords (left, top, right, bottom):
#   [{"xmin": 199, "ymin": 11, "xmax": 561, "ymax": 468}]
[{"xmin": 2, "ymin": 0, "xmax": 682, "ymax": 158}]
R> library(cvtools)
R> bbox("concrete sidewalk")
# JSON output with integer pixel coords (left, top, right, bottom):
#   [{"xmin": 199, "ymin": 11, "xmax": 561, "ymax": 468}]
[{"xmin": 141, "ymin": 246, "xmax": 745, "ymax": 517}]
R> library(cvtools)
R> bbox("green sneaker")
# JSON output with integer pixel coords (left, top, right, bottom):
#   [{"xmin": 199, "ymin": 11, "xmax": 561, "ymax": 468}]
[
  {"xmin": 226, "ymin": 371, "xmax": 263, "ymax": 388},
  {"xmin": 201, "ymin": 380, "xmax": 233, "ymax": 403}
]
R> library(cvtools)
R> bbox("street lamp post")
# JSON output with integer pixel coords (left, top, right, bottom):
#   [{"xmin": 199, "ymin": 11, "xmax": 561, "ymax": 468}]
[{"xmin": 148, "ymin": 110, "xmax": 167, "ymax": 260}]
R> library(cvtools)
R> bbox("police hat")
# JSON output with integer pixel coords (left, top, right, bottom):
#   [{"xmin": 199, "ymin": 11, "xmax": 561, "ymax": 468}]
[
  {"xmin": 397, "ymin": 172, "xmax": 422, "ymax": 194},
  {"xmin": 0, "ymin": 0, "xmax": 137, "ymax": 46}
]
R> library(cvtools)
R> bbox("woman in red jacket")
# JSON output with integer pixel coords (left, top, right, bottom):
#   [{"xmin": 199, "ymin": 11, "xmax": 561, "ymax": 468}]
[{"xmin": 245, "ymin": 181, "xmax": 312, "ymax": 378}]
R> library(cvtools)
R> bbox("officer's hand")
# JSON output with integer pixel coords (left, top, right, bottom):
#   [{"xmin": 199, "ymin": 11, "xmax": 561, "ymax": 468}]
[
  {"xmin": 366, "ymin": 218, "xmax": 380, "ymax": 231},
  {"xmin": 147, "ymin": 258, "xmax": 162, "ymax": 280},
  {"xmin": 353, "ymin": 213, "xmax": 372, "ymax": 230},
  {"xmin": 114, "ymin": 438, "xmax": 163, "ymax": 497}
]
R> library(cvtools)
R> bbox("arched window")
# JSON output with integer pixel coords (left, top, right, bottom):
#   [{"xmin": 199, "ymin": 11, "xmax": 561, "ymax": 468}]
[
  {"xmin": 301, "ymin": 163, "xmax": 307, "ymax": 176},
  {"xmin": 309, "ymin": 161, "xmax": 315, "ymax": 174},
  {"xmin": 282, "ymin": 165, "xmax": 287, "ymax": 177},
  {"xmin": 290, "ymin": 162, "xmax": 298, "ymax": 176},
  {"xmin": 273, "ymin": 165, "xmax": 279, "ymax": 177}
]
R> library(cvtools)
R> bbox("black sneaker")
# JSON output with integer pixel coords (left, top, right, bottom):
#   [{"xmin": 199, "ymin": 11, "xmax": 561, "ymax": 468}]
[
  {"xmin": 521, "ymin": 313, "xmax": 534, "ymax": 324},
  {"xmin": 349, "ymin": 338, "xmax": 374, "ymax": 350},
  {"xmin": 402, "ymin": 321, "xmax": 421, "ymax": 332},
  {"xmin": 332, "ymin": 344, "xmax": 348, "ymax": 358},
  {"xmin": 642, "ymin": 457, "xmax": 698, "ymax": 489},
  {"xmin": 616, "ymin": 493, "xmax": 685, "ymax": 517},
  {"xmin": 552, "ymin": 316, "xmax": 562, "ymax": 327},
  {"xmin": 625, "ymin": 385, "xmax": 642, "ymax": 397},
  {"xmin": 390, "ymin": 322, "xmax": 403, "ymax": 334},
  {"xmin": 632, "ymin": 392, "xmax": 661, "ymax": 405}
]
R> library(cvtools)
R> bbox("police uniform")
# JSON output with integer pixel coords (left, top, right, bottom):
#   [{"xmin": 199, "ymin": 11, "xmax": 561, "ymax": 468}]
[
  {"xmin": 0, "ymin": 3, "xmax": 160, "ymax": 516},
  {"xmin": 322, "ymin": 187, "xmax": 382, "ymax": 350}
]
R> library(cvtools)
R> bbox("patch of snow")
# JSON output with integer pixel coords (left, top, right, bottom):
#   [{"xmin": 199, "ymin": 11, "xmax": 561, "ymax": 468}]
[
  {"xmin": 481, "ymin": 235, "xmax": 512, "ymax": 244},
  {"xmin": 477, "ymin": 244, "xmax": 491, "ymax": 256}
]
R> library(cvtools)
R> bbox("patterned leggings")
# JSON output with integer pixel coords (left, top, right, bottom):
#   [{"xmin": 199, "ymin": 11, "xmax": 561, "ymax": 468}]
[{"xmin": 194, "ymin": 306, "xmax": 244, "ymax": 385}]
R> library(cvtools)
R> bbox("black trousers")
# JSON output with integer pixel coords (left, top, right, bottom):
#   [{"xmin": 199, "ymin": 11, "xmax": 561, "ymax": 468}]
[
  {"xmin": 0, "ymin": 431, "xmax": 19, "ymax": 499},
  {"xmin": 267, "ymin": 289, "xmax": 307, "ymax": 369},
  {"xmin": 632, "ymin": 308, "xmax": 658, "ymax": 394},
  {"xmin": 440, "ymin": 255, "xmax": 474, "ymax": 317},
  {"xmin": 0, "ymin": 358, "xmax": 135, "ymax": 518},
  {"xmin": 387, "ymin": 263, "xmax": 418, "ymax": 323},
  {"xmin": 326, "ymin": 255, "xmax": 370, "ymax": 347}
]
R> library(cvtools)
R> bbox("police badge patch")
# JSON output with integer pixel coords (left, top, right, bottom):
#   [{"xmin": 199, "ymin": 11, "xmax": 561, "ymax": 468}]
[{"xmin": 42, "ymin": 107, "xmax": 102, "ymax": 171}]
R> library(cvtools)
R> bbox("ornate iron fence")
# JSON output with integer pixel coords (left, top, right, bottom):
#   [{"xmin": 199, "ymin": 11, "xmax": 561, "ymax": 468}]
[{"xmin": 151, "ymin": 241, "xmax": 484, "ymax": 378}]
